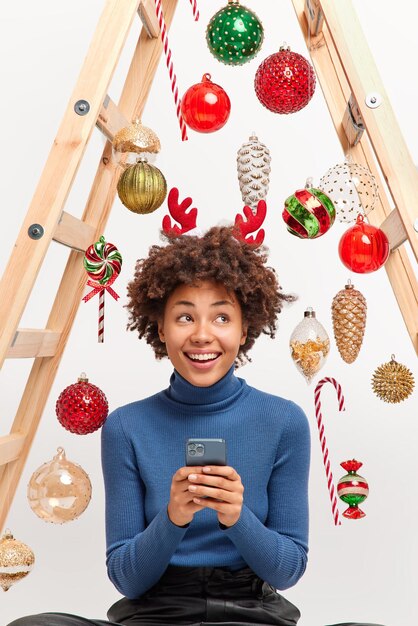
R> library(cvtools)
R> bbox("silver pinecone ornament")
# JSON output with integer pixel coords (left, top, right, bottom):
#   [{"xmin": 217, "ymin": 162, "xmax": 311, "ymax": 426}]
[{"xmin": 237, "ymin": 133, "xmax": 271, "ymax": 212}]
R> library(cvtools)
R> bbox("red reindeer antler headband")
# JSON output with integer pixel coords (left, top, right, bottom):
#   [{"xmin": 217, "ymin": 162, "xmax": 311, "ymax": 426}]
[{"xmin": 162, "ymin": 187, "xmax": 266, "ymax": 247}]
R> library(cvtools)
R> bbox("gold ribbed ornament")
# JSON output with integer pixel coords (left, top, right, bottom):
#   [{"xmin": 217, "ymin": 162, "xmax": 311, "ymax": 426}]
[
  {"xmin": 236, "ymin": 133, "xmax": 271, "ymax": 212},
  {"xmin": 331, "ymin": 280, "xmax": 367, "ymax": 363},
  {"xmin": 0, "ymin": 530, "xmax": 35, "ymax": 591},
  {"xmin": 372, "ymin": 355, "xmax": 415, "ymax": 403},
  {"xmin": 113, "ymin": 119, "xmax": 161, "ymax": 155},
  {"xmin": 117, "ymin": 158, "xmax": 167, "ymax": 214}
]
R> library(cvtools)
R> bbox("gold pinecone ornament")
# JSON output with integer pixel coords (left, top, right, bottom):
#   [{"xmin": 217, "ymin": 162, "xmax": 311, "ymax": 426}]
[
  {"xmin": 236, "ymin": 133, "xmax": 271, "ymax": 213},
  {"xmin": 331, "ymin": 280, "xmax": 367, "ymax": 363},
  {"xmin": 372, "ymin": 355, "xmax": 415, "ymax": 403}
]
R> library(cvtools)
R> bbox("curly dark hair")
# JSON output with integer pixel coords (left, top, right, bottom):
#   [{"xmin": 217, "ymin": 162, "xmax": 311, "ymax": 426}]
[{"xmin": 126, "ymin": 226, "xmax": 295, "ymax": 365}]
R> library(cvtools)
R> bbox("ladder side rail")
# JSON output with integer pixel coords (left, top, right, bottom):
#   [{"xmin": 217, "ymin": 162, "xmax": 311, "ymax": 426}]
[
  {"xmin": 318, "ymin": 0, "xmax": 418, "ymax": 262},
  {"xmin": 0, "ymin": 0, "xmax": 179, "ymax": 532},
  {"xmin": 292, "ymin": 0, "xmax": 418, "ymax": 354},
  {"xmin": 0, "ymin": 0, "xmax": 141, "ymax": 369}
]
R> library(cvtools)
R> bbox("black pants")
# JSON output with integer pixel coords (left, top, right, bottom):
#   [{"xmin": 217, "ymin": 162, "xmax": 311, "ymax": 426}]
[
  {"xmin": 5, "ymin": 565, "xmax": 386, "ymax": 626},
  {"xmin": 7, "ymin": 566, "xmax": 300, "ymax": 626}
]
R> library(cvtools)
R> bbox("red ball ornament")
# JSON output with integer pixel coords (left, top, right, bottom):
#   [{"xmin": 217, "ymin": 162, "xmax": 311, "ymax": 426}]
[
  {"xmin": 56, "ymin": 373, "xmax": 109, "ymax": 435},
  {"xmin": 338, "ymin": 214, "xmax": 390, "ymax": 273},
  {"xmin": 180, "ymin": 73, "xmax": 231, "ymax": 133},
  {"xmin": 254, "ymin": 45, "xmax": 316, "ymax": 114}
]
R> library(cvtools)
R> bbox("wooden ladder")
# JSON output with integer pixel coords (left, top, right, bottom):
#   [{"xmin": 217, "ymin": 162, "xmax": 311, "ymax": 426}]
[
  {"xmin": 0, "ymin": 0, "xmax": 417, "ymax": 531},
  {"xmin": 0, "ymin": 0, "xmax": 179, "ymax": 531}
]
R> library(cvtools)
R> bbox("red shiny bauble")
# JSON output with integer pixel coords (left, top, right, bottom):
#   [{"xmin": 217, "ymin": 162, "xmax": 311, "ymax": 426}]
[
  {"xmin": 254, "ymin": 46, "xmax": 316, "ymax": 114},
  {"xmin": 338, "ymin": 214, "xmax": 390, "ymax": 273},
  {"xmin": 180, "ymin": 73, "xmax": 231, "ymax": 133},
  {"xmin": 56, "ymin": 373, "xmax": 109, "ymax": 435}
]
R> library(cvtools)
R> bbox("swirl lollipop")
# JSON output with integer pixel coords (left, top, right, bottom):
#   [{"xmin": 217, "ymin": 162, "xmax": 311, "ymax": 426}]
[{"xmin": 83, "ymin": 236, "xmax": 122, "ymax": 342}]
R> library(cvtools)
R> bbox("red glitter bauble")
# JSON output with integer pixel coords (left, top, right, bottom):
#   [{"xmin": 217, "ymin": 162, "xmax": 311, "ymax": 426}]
[
  {"xmin": 254, "ymin": 46, "xmax": 316, "ymax": 114},
  {"xmin": 56, "ymin": 373, "xmax": 109, "ymax": 435},
  {"xmin": 338, "ymin": 214, "xmax": 390, "ymax": 273},
  {"xmin": 180, "ymin": 73, "xmax": 231, "ymax": 133}
]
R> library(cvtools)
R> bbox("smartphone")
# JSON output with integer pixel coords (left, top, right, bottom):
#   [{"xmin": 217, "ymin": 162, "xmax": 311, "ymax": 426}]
[{"xmin": 185, "ymin": 438, "xmax": 227, "ymax": 466}]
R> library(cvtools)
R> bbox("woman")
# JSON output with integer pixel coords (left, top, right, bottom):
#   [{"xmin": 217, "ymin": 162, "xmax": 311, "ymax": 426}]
[{"xmin": 8, "ymin": 226, "xmax": 310, "ymax": 626}]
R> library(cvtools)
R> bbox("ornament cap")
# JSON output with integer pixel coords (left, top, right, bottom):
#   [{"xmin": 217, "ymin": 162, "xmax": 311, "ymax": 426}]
[
  {"xmin": 2, "ymin": 529, "xmax": 13, "ymax": 540},
  {"xmin": 202, "ymin": 73, "xmax": 212, "ymax": 83},
  {"xmin": 54, "ymin": 447, "xmax": 66, "ymax": 461},
  {"xmin": 304, "ymin": 307, "xmax": 316, "ymax": 318},
  {"xmin": 340, "ymin": 459, "xmax": 363, "ymax": 473},
  {"xmin": 78, "ymin": 372, "xmax": 89, "ymax": 383},
  {"xmin": 279, "ymin": 42, "xmax": 291, "ymax": 51},
  {"xmin": 345, "ymin": 279, "xmax": 354, "ymax": 290}
]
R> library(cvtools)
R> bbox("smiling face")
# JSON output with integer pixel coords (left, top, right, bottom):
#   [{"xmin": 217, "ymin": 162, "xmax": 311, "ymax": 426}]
[{"xmin": 158, "ymin": 281, "xmax": 247, "ymax": 387}]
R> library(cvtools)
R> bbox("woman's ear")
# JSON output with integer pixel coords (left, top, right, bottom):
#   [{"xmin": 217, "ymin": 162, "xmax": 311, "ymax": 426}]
[
  {"xmin": 240, "ymin": 324, "xmax": 248, "ymax": 346},
  {"xmin": 158, "ymin": 320, "xmax": 165, "ymax": 343}
]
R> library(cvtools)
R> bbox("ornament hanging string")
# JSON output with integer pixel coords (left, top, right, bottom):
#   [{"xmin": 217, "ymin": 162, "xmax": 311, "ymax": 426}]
[
  {"xmin": 314, "ymin": 377, "xmax": 346, "ymax": 526},
  {"xmin": 82, "ymin": 273, "xmax": 120, "ymax": 343},
  {"xmin": 153, "ymin": 0, "xmax": 200, "ymax": 141}
]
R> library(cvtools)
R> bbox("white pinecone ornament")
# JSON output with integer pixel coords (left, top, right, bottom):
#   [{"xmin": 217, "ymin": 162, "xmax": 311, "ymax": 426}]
[
  {"xmin": 237, "ymin": 133, "xmax": 271, "ymax": 213},
  {"xmin": 331, "ymin": 280, "xmax": 367, "ymax": 363}
]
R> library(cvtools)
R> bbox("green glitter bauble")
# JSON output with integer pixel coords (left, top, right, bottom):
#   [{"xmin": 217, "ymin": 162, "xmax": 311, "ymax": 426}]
[{"xmin": 206, "ymin": 0, "xmax": 264, "ymax": 66}]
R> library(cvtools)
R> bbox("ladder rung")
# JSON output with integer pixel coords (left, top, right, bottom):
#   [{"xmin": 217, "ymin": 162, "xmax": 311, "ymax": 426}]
[
  {"xmin": 138, "ymin": 0, "xmax": 160, "ymax": 38},
  {"xmin": 381, "ymin": 208, "xmax": 408, "ymax": 250},
  {"xmin": 53, "ymin": 211, "xmax": 96, "ymax": 251},
  {"xmin": 6, "ymin": 329, "xmax": 61, "ymax": 359},
  {"xmin": 0, "ymin": 433, "xmax": 26, "ymax": 466},
  {"xmin": 96, "ymin": 95, "xmax": 130, "ymax": 142}
]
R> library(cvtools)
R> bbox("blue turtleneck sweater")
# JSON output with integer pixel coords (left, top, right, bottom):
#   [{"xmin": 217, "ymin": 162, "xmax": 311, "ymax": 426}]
[{"xmin": 101, "ymin": 367, "xmax": 310, "ymax": 600}]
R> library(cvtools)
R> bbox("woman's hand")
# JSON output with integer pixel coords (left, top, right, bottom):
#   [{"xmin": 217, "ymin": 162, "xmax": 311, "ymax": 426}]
[
  {"xmin": 187, "ymin": 466, "xmax": 244, "ymax": 527},
  {"xmin": 167, "ymin": 466, "xmax": 206, "ymax": 527}
]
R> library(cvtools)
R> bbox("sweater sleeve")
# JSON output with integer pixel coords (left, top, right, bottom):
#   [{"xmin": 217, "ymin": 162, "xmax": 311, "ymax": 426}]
[
  {"xmin": 223, "ymin": 401, "xmax": 310, "ymax": 590},
  {"xmin": 101, "ymin": 409, "xmax": 188, "ymax": 599}
]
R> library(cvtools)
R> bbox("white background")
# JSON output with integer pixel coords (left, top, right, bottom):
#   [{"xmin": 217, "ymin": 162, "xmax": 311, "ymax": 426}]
[{"xmin": 1, "ymin": 1, "xmax": 417, "ymax": 625}]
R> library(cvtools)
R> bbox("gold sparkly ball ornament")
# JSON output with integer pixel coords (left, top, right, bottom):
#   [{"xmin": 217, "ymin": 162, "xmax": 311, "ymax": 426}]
[
  {"xmin": 319, "ymin": 160, "xmax": 378, "ymax": 223},
  {"xmin": 27, "ymin": 447, "xmax": 92, "ymax": 524},
  {"xmin": 290, "ymin": 307, "xmax": 330, "ymax": 383},
  {"xmin": 0, "ymin": 529, "xmax": 35, "ymax": 591},
  {"xmin": 117, "ymin": 157, "xmax": 167, "ymax": 214},
  {"xmin": 112, "ymin": 118, "xmax": 161, "ymax": 166},
  {"xmin": 331, "ymin": 280, "xmax": 367, "ymax": 364},
  {"xmin": 236, "ymin": 133, "xmax": 271, "ymax": 212},
  {"xmin": 372, "ymin": 355, "xmax": 415, "ymax": 403}
]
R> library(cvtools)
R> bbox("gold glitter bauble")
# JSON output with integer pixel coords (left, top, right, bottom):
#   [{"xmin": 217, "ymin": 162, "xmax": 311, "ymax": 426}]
[
  {"xmin": 332, "ymin": 280, "xmax": 367, "ymax": 364},
  {"xmin": 117, "ymin": 159, "xmax": 167, "ymax": 214},
  {"xmin": 371, "ymin": 355, "xmax": 415, "ymax": 403},
  {"xmin": 113, "ymin": 119, "xmax": 161, "ymax": 155},
  {"xmin": 27, "ymin": 447, "xmax": 92, "ymax": 524},
  {"xmin": 0, "ymin": 530, "xmax": 35, "ymax": 592}
]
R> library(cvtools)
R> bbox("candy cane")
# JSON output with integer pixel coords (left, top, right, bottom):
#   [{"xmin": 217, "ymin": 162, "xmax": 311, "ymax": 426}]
[
  {"xmin": 314, "ymin": 377, "xmax": 346, "ymax": 526},
  {"xmin": 154, "ymin": 0, "xmax": 199, "ymax": 141},
  {"xmin": 188, "ymin": 0, "xmax": 199, "ymax": 21}
]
